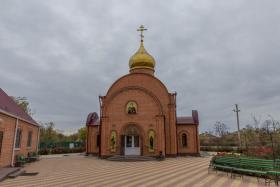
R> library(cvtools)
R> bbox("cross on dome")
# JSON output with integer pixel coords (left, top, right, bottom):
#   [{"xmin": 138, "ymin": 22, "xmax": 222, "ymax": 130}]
[
  {"xmin": 128, "ymin": 25, "xmax": 156, "ymax": 74},
  {"xmin": 137, "ymin": 25, "xmax": 147, "ymax": 42}
]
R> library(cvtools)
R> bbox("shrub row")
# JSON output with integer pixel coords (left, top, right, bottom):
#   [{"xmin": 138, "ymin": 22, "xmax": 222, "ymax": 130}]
[
  {"xmin": 39, "ymin": 147, "xmax": 85, "ymax": 155},
  {"xmin": 200, "ymin": 146, "xmax": 241, "ymax": 153}
]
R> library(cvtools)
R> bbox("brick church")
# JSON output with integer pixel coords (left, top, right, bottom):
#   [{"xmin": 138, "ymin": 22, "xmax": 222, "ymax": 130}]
[{"xmin": 86, "ymin": 26, "xmax": 200, "ymax": 158}]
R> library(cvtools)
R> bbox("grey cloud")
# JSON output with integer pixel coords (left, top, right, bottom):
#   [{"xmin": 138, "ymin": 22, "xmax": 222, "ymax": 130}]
[{"xmin": 0, "ymin": 0, "xmax": 280, "ymax": 133}]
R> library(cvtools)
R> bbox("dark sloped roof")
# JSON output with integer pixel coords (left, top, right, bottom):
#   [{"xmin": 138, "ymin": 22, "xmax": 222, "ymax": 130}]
[
  {"xmin": 0, "ymin": 88, "xmax": 38, "ymax": 125},
  {"xmin": 86, "ymin": 112, "xmax": 100, "ymax": 126},
  {"xmin": 177, "ymin": 110, "xmax": 199, "ymax": 125},
  {"xmin": 88, "ymin": 120, "xmax": 100, "ymax": 127},
  {"xmin": 177, "ymin": 116, "xmax": 195, "ymax": 124},
  {"xmin": 93, "ymin": 120, "xmax": 100, "ymax": 126}
]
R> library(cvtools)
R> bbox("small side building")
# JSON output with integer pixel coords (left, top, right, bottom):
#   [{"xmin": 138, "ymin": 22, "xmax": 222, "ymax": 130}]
[
  {"xmin": 86, "ymin": 112, "xmax": 100, "ymax": 156},
  {"xmin": 176, "ymin": 111, "xmax": 200, "ymax": 156},
  {"xmin": 0, "ymin": 88, "xmax": 40, "ymax": 167}
]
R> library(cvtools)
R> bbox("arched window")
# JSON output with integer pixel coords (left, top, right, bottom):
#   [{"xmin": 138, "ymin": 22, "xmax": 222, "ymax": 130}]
[
  {"xmin": 148, "ymin": 130, "xmax": 155, "ymax": 152},
  {"xmin": 182, "ymin": 133, "xmax": 187, "ymax": 147},
  {"xmin": 110, "ymin": 131, "xmax": 117, "ymax": 152}
]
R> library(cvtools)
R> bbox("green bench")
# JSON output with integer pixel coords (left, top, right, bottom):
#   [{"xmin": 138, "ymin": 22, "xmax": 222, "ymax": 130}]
[
  {"xmin": 209, "ymin": 156, "xmax": 280, "ymax": 185},
  {"xmin": 235, "ymin": 158, "xmax": 274, "ymax": 181},
  {"xmin": 266, "ymin": 171, "xmax": 280, "ymax": 186},
  {"xmin": 209, "ymin": 156, "xmax": 239, "ymax": 175}
]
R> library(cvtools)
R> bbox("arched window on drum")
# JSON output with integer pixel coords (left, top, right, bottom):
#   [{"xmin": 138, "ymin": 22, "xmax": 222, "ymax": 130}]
[{"xmin": 182, "ymin": 133, "xmax": 187, "ymax": 147}]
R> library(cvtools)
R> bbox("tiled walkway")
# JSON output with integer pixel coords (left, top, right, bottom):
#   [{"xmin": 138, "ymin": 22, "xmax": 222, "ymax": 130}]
[{"xmin": 1, "ymin": 155, "xmax": 272, "ymax": 186}]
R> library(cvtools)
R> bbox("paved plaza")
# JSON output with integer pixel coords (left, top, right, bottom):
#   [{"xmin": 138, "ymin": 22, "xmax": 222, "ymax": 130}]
[{"xmin": 1, "ymin": 155, "xmax": 272, "ymax": 187}]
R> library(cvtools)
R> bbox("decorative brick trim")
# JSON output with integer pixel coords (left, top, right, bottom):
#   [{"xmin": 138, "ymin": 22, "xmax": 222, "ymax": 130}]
[{"xmin": 106, "ymin": 73, "xmax": 169, "ymax": 97}]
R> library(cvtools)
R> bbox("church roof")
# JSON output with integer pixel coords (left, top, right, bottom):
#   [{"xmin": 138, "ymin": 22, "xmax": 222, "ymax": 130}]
[
  {"xmin": 129, "ymin": 25, "xmax": 155, "ymax": 71},
  {"xmin": 177, "ymin": 116, "xmax": 195, "ymax": 124},
  {"xmin": 129, "ymin": 41, "xmax": 155, "ymax": 70},
  {"xmin": 86, "ymin": 112, "xmax": 100, "ymax": 126},
  {"xmin": 177, "ymin": 110, "xmax": 199, "ymax": 125},
  {"xmin": 0, "ymin": 88, "xmax": 38, "ymax": 126},
  {"xmin": 91, "ymin": 120, "xmax": 100, "ymax": 126}
]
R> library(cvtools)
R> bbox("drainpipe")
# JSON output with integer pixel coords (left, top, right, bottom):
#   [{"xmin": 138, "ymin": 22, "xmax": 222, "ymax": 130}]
[
  {"xmin": 163, "ymin": 115, "xmax": 166, "ymax": 156},
  {"xmin": 174, "ymin": 92, "xmax": 178, "ymax": 156},
  {"xmin": 99, "ymin": 96, "xmax": 103, "ymax": 158},
  {"xmin": 86, "ymin": 125, "xmax": 89, "ymax": 155},
  {"xmin": 36, "ymin": 126, "xmax": 41, "ymax": 153},
  {"xmin": 11, "ymin": 118, "xmax": 19, "ymax": 167}
]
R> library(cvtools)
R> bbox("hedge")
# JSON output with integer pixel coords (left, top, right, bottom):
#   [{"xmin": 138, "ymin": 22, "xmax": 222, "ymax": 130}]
[
  {"xmin": 200, "ymin": 146, "xmax": 241, "ymax": 153},
  {"xmin": 39, "ymin": 147, "xmax": 85, "ymax": 155}
]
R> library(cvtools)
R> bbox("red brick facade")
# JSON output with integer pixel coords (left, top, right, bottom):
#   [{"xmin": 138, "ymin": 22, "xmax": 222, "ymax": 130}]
[
  {"xmin": 0, "ymin": 89, "xmax": 39, "ymax": 167},
  {"xmin": 86, "ymin": 33, "xmax": 199, "ymax": 157},
  {"xmin": 86, "ymin": 70, "xmax": 200, "ymax": 157}
]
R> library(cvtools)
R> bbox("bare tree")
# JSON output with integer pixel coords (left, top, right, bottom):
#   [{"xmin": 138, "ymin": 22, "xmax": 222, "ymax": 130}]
[
  {"xmin": 251, "ymin": 114, "xmax": 262, "ymax": 129},
  {"xmin": 214, "ymin": 121, "xmax": 229, "ymax": 137},
  {"xmin": 262, "ymin": 118, "xmax": 277, "ymax": 160}
]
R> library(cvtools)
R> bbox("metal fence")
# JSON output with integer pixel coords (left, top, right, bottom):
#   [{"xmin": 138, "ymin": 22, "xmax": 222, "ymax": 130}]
[{"xmin": 39, "ymin": 141, "xmax": 84, "ymax": 149}]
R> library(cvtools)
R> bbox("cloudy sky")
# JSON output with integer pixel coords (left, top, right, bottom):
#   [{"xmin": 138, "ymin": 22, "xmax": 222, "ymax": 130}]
[{"xmin": 1, "ymin": 0, "xmax": 279, "ymax": 134}]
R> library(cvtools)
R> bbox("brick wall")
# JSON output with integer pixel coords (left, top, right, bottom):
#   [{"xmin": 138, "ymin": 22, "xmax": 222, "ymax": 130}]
[
  {"xmin": 87, "ymin": 72, "xmax": 199, "ymax": 157},
  {"xmin": 100, "ymin": 73, "xmax": 176, "ymax": 157},
  {"xmin": 0, "ymin": 113, "xmax": 15, "ymax": 167},
  {"xmin": 0, "ymin": 113, "xmax": 39, "ymax": 167},
  {"xmin": 177, "ymin": 124, "xmax": 199, "ymax": 155},
  {"xmin": 87, "ymin": 126, "xmax": 99, "ymax": 154}
]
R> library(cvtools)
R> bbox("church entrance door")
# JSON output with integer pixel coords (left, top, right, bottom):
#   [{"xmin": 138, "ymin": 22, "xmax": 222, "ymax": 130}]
[{"xmin": 125, "ymin": 135, "xmax": 140, "ymax": 155}]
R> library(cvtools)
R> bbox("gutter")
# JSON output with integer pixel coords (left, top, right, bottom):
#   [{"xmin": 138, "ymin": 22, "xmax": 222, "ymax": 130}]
[
  {"xmin": 196, "ymin": 123, "xmax": 200, "ymax": 154},
  {"xmin": 98, "ymin": 96, "xmax": 103, "ymax": 157},
  {"xmin": 163, "ymin": 115, "xmax": 166, "ymax": 155},
  {"xmin": 86, "ymin": 125, "xmax": 89, "ymax": 155},
  {"xmin": 11, "ymin": 118, "xmax": 19, "ymax": 167},
  {"xmin": 36, "ymin": 126, "xmax": 41, "ymax": 152},
  {"xmin": 0, "ymin": 109, "xmax": 39, "ymax": 127},
  {"xmin": 174, "ymin": 92, "xmax": 178, "ymax": 155}
]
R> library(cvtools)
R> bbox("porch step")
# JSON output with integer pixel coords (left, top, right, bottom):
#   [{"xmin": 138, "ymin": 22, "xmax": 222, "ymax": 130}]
[
  {"xmin": 8, "ymin": 169, "xmax": 26, "ymax": 178},
  {"xmin": 107, "ymin": 155, "xmax": 156, "ymax": 162},
  {"xmin": 0, "ymin": 167, "xmax": 21, "ymax": 181}
]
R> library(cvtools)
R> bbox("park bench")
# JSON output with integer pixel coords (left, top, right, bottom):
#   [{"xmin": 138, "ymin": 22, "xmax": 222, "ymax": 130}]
[
  {"xmin": 15, "ymin": 155, "xmax": 27, "ymax": 167},
  {"xmin": 233, "ymin": 158, "xmax": 274, "ymax": 180},
  {"xmin": 209, "ymin": 156, "xmax": 280, "ymax": 185},
  {"xmin": 209, "ymin": 156, "xmax": 239, "ymax": 175},
  {"xmin": 266, "ymin": 171, "xmax": 280, "ymax": 186}
]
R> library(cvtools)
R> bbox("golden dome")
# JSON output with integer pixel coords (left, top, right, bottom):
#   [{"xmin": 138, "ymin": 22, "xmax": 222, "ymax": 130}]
[{"xmin": 129, "ymin": 41, "xmax": 156, "ymax": 70}]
